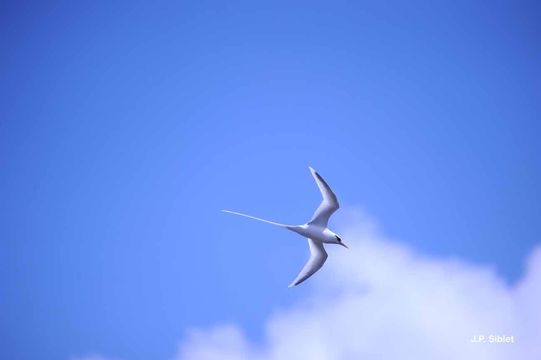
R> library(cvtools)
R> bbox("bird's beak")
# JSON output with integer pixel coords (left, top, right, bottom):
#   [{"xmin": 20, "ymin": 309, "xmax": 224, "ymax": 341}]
[{"xmin": 340, "ymin": 242, "xmax": 349, "ymax": 249}]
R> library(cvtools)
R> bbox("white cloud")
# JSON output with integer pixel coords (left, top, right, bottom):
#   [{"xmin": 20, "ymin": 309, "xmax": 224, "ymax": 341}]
[
  {"xmin": 74, "ymin": 210, "xmax": 540, "ymax": 360},
  {"xmin": 174, "ymin": 209, "xmax": 541, "ymax": 360}
]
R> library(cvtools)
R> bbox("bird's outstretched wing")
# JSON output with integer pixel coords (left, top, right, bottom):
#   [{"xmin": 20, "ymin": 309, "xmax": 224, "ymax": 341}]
[
  {"xmin": 289, "ymin": 238, "xmax": 328, "ymax": 287},
  {"xmin": 307, "ymin": 167, "xmax": 339, "ymax": 227}
]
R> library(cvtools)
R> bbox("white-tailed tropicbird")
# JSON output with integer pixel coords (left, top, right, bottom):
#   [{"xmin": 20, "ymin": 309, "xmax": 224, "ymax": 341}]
[{"xmin": 222, "ymin": 166, "xmax": 347, "ymax": 287}]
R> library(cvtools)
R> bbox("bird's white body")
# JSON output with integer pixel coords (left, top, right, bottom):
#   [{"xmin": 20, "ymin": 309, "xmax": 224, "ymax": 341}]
[
  {"xmin": 222, "ymin": 167, "xmax": 347, "ymax": 287},
  {"xmin": 288, "ymin": 224, "xmax": 339, "ymax": 244}
]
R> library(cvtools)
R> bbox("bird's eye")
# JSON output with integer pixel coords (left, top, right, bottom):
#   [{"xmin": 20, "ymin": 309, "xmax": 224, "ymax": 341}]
[{"xmin": 335, "ymin": 235, "xmax": 341, "ymax": 242}]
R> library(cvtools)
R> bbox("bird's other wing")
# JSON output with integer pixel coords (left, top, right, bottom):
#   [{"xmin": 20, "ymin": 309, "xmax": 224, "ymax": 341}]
[
  {"xmin": 307, "ymin": 166, "xmax": 339, "ymax": 227},
  {"xmin": 288, "ymin": 238, "xmax": 328, "ymax": 287}
]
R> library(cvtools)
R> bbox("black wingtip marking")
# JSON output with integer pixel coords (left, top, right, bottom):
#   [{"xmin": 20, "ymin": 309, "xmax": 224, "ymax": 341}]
[{"xmin": 314, "ymin": 171, "xmax": 331, "ymax": 188}]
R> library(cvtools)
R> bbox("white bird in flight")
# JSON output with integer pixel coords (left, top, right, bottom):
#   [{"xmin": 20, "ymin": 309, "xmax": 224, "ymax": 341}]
[{"xmin": 222, "ymin": 166, "xmax": 347, "ymax": 287}]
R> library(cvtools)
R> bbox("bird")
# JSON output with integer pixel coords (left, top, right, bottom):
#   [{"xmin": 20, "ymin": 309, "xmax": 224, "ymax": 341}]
[{"xmin": 222, "ymin": 166, "xmax": 347, "ymax": 287}]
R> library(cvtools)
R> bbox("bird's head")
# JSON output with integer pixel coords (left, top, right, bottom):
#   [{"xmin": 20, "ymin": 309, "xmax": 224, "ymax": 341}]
[{"xmin": 334, "ymin": 234, "xmax": 349, "ymax": 249}]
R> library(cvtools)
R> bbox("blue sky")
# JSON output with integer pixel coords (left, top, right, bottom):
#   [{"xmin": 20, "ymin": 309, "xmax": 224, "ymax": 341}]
[{"xmin": 1, "ymin": 1, "xmax": 540, "ymax": 359}]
